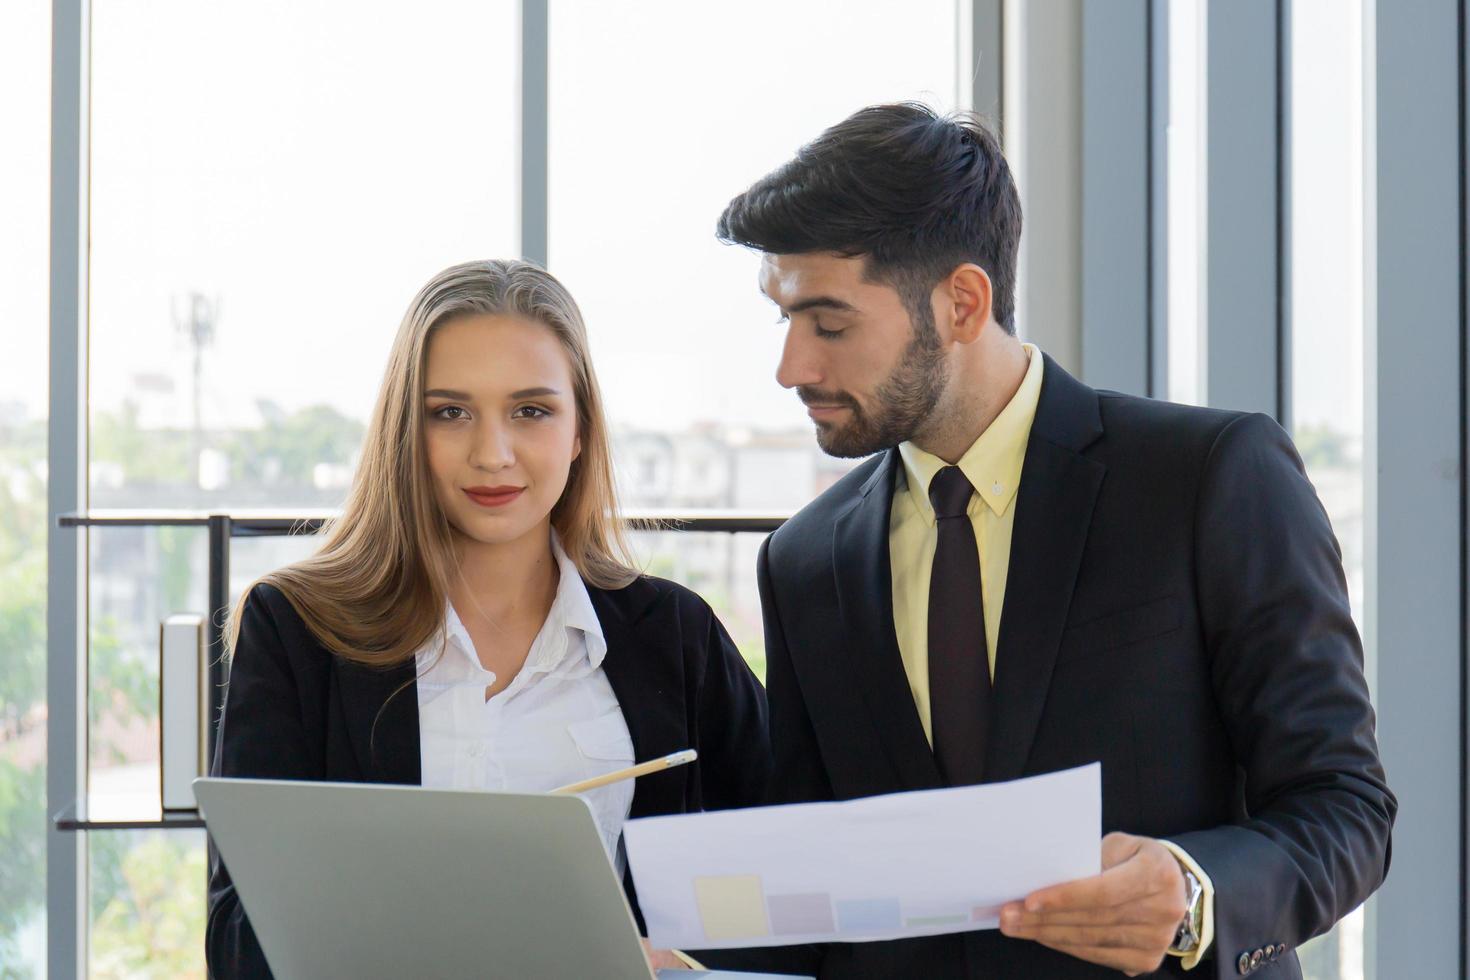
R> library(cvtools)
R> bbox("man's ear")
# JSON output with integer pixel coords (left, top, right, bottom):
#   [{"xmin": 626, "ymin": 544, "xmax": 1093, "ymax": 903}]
[{"xmin": 944, "ymin": 264, "xmax": 994, "ymax": 344}]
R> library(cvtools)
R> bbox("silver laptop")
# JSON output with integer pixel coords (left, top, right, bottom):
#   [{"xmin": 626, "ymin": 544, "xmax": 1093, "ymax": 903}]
[{"xmin": 195, "ymin": 777, "xmax": 798, "ymax": 980}]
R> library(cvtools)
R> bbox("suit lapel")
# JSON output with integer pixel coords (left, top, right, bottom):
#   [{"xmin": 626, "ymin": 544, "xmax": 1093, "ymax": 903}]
[
  {"xmin": 337, "ymin": 657, "xmax": 421, "ymax": 785},
  {"xmin": 833, "ymin": 451, "xmax": 944, "ymax": 792},
  {"xmin": 592, "ymin": 580, "xmax": 688, "ymax": 820},
  {"xmin": 985, "ymin": 357, "xmax": 1105, "ymax": 783}
]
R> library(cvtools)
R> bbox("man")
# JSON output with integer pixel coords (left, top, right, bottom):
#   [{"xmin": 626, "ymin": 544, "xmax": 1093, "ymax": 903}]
[{"xmin": 702, "ymin": 104, "xmax": 1394, "ymax": 978}]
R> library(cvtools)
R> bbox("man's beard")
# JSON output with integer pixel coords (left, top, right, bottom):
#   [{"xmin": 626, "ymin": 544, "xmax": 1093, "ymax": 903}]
[{"xmin": 800, "ymin": 311, "xmax": 948, "ymax": 459}]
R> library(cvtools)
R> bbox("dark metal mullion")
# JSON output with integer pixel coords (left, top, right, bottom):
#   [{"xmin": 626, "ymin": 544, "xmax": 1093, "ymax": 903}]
[
  {"xmin": 1147, "ymin": 0, "xmax": 1170, "ymax": 399},
  {"xmin": 206, "ymin": 515, "xmax": 231, "ymax": 767}
]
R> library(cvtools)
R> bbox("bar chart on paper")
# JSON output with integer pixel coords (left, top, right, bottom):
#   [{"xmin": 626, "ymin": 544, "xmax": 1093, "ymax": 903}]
[
  {"xmin": 692, "ymin": 874, "xmax": 1007, "ymax": 943},
  {"xmin": 625, "ymin": 764, "xmax": 1101, "ymax": 950}
]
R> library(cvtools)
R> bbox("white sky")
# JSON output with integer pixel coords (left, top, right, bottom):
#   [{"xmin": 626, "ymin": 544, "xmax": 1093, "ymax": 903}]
[
  {"xmin": 2, "ymin": 0, "xmax": 962, "ymax": 434},
  {"xmin": 2, "ymin": 0, "xmax": 1363, "ymax": 436},
  {"xmin": 0, "ymin": 1, "xmax": 50, "ymax": 420}
]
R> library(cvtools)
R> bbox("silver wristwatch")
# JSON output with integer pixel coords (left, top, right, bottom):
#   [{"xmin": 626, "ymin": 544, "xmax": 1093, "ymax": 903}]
[{"xmin": 1169, "ymin": 865, "xmax": 1205, "ymax": 955}]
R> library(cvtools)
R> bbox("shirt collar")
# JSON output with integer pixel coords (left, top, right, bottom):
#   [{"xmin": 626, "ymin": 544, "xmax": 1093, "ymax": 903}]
[
  {"xmin": 548, "ymin": 531, "xmax": 608, "ymax": 670},
  {"xmin": 438, "ymin": 531, "xmax": 608, "ymax": 677},
  {"xmin": 898, "ymin": 342, "xmax": 1044, "ymax": 524}
]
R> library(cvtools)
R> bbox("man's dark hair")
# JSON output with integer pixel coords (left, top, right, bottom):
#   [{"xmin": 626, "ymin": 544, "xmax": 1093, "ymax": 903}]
[{"xmin": 717, "ymin": 102, "xmax": 1022, "ymax": 334}]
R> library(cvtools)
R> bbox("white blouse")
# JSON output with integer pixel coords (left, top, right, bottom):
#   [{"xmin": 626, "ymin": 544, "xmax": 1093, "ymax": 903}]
[{"xmin": 415, "ymin": 536, "xmax": 636, "ymax": 872}]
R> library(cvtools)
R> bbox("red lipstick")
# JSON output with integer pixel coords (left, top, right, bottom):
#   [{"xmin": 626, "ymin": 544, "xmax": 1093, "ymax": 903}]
[{"xmin": 463, "ymin": 485, "xmax": 524, "ymax": 508}]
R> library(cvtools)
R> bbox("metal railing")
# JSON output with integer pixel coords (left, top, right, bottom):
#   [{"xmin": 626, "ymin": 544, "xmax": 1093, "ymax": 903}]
[{"xmin": 53, "ymin": 509, "xmax": 786, "ymax": 831}]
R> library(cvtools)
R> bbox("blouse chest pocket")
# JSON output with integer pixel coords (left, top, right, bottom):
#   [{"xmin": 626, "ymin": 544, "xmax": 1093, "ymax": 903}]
[
  {"xmin": 568, "ymin": 709, "xmax": 636, "ymax": 765},
  {"xmin": 565, "ymin": 709, "xmax": 637, "ymax": 867}
]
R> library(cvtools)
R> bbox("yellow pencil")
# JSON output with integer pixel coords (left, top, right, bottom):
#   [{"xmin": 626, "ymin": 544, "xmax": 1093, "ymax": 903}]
[{"xmin": 549, "ymin": 749, "xmax": 699, "ymax": 795}]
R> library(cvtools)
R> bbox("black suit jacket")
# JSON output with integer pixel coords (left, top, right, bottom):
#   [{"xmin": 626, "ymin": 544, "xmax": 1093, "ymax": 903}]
[
  {"xmin": 206, "ymin": 574, "xmax": 771, "ymax": 980},
  {"xmin": 702, "ymin": 356, "xmax": 1393, "ymax": 980}
]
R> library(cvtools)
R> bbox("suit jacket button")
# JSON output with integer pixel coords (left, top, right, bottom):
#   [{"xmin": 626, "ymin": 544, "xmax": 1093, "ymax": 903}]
[
  {"xmin": 1251, "ymin": 949, "xmax": 1264, "ymax": 968},
  {"xmin": 1238, "ymin": 952, "xmax": 1253, "ymax": 974},
  {"xmin": 1262, "ymin": 944, "xmax": 1275, "ymax": 958}
]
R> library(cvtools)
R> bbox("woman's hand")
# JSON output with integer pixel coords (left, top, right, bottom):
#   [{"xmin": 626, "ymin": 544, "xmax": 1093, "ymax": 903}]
[{"xmin": 641, "ymin": 938, "xmax": 692, "ymax": 970}]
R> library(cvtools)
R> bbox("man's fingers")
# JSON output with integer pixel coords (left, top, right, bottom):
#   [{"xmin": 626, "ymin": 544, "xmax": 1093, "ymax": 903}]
[
  {"xmin": 1023, "ymin": 837, "xmax": 1182, "ymax": 913},
  {"xmin": 1002, "ymin": 916, "xmax": 1178, "ymax": 949},
  {"xmin": 1004, "ymin": 835, "xmax": 1187, "ymax": 976},
  {"xmin": 1001, "ymin": 891, "xmax": 1180, "ymax": 928},
  {"xmin": 1021, "ymin": 861, "xmax": 1144, "ymax": 913},
  {"xmin": 1003, "ymin": 902, "xmax": 1118, "ymax": 927}
]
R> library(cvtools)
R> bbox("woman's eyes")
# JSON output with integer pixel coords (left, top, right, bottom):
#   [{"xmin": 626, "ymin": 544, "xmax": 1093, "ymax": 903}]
[{"xmin": 429, "ymin": 404, "xmax": 553, "ymax": 421}]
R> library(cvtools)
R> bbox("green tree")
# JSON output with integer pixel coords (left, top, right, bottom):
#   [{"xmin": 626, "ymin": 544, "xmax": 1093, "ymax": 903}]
[
  {"xmin": 0, "ymin": 414, "xmax": 181, "ymax": 973},
  {"xmin": 0, "ymin": 431, "xmax": 48, "ymax": 975},
  {"xmin": 1294, "ymin": 424, "xmax": 1352, "ymax": 472},
  {"xmin": 0, "ymin": 760, "xmax": 45, "ymax": 979},
  {"xmin": 91, "ymin": 404, "xmax": 193, "ymax": 487},
  {"xmin": 90, "ymin": 833, "xmax": 206, "ymax": 979},
  {"xmin": 222, "ymin": 403, "xmax": 364, "ymax": 488}
]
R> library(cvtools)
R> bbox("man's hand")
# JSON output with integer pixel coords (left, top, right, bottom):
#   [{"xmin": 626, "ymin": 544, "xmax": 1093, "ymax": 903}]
[
  {"xmin": 998, "ymin": 832, "xmax": 1189, "ymax": 976},
  {"xmin": 641, "ymin": 939, "xmax": 691, "ymax": 971}
]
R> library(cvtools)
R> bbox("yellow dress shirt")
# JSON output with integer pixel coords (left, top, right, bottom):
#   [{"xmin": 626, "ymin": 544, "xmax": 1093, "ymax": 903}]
[{"xmin": 887, "ymin": 344, "xmax": 1214, "ymax": 968}]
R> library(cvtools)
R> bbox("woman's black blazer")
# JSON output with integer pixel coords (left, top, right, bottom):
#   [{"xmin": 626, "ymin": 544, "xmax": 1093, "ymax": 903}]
[{"xmin": 206, "ymin": 574, "xmax": 772, "ymax": 979}]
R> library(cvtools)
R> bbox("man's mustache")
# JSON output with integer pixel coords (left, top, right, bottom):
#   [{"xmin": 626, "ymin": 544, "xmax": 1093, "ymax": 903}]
[{"xmin": 797, "ymin": 387, "xmax": 860, "ymax": 411}]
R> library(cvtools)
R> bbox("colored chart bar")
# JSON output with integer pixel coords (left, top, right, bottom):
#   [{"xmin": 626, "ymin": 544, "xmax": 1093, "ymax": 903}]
[
  {"xmin": 694, "ymin": 875, "xmax": 771, "ymax": 941},
  {"xmin": 904, "ymin": 913, "xmax": 968, "ymax": 927},
  {"xmin": 834, "ymin": 897, "xmax": 902, "ymax": 932},
  {"xmin": 767, "ymin": 892, "xmax": 836, "ymax": 935}
]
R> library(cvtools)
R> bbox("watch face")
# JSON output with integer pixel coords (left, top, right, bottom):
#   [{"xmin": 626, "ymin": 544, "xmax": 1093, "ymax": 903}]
[{"xmin": 1170, "ymin": 869, "xmax": 1204, "ymax": 954}]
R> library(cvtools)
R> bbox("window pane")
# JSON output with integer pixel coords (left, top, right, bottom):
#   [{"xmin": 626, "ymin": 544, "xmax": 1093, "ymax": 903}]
[
  {"xmin": 88, "ymin": 0, "xmax": 520, "ymax": 511},
  {"xmin": 88, "ymin": 830, "xmax": 206, "ymax": 978},
  {"xmin": 1289, "ymin": 2, "xmax": 1368, "ymax": 978},
  {"xmin": 629, "ymin": 530, "xmax": 772, "ymax": 681},
  {"xmin": 0, "ymin": 0, "xmax": 51, "ymax": 974},
  {"xmin": 1165, "ymin": 0, "xmax": 1206, "ymax": 406},
  {"xmin": 550, "ymin": 0, "xmax": 964, "ymax": 512},
  {"xmin": 84, "ymin": 1, "xmax": 520, "ymax": 963},
  {"xmin": 87, "ymin": 527, "xmax": 206, "ymax": 820}
]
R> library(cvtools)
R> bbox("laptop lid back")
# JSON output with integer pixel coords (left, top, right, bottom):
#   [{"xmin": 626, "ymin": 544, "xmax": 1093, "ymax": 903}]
[{"xmin": 195, "ymin": 777, "xmax": 655, "ymax": 980}]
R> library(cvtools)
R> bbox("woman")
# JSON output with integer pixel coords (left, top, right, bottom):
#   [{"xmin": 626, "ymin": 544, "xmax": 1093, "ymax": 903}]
[{"xmin": 206, "ymin": 260, "xmax": 771, "ymax": 978}]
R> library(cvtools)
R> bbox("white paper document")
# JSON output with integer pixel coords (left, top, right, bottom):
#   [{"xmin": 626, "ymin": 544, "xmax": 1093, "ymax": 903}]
[{"xmin": 625, "ymin": 763, "xmax": 1100, "ymax": 950}]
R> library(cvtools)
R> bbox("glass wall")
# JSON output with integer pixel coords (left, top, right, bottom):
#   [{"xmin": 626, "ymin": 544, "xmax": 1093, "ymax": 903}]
[
  {"xmin": 0, "ymin": 1, "xmax": 52, "ymax": 975},
  {"xmin": 549, "ymin": 0, "xmax": 966, "ymax": 658},
  {"xmin": 62, "ymin": 2, "xmax": 969, "ymax": 967},
  {"xmin": 1165, "ymin": 0, "xmax": 1205, "ymax": 406},
  {"xmin": 83, "ymin": 0, "xmax": 519, "ymax": 968},
  {"xmin": 1288, "ymin": 2, "xmax": 1368, "ymax": 978},
  {"xmin": 32, "ymin": 1, "xmax": 1414, "ymax": 973}
]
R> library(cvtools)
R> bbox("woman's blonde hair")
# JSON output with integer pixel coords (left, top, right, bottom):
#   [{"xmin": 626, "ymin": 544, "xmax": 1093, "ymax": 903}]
[{"xmin": 229, "ymin": 259, "xmax": 638, "ymax": 669}]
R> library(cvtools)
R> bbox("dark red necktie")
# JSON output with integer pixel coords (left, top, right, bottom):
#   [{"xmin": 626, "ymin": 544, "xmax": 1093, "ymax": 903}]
[{"xmin": 927, "ymin": 465, "xmax": 991, "ymax": 786}]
